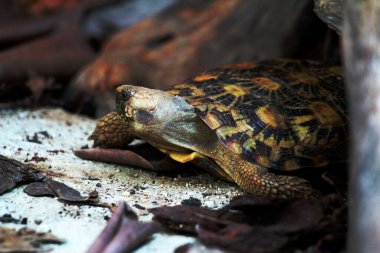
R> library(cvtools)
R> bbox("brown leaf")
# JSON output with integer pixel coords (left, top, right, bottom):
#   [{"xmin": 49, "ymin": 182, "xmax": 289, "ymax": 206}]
[
  {"xmin": 0, "ymin": 155, "xmax": 100, "ymax": 205},
  {"xmin": 73, "ymin": 147, "xmax": 154, "ymax": 170},
  {"xmin": 87, "ymin": 202, "xmax": 161, "ymax": 253},
  {"xmin": 44, "ymin": 178, "xmax": 92, "ymax": 202},
  {"xmin": 23, "ymin": 182, "xmax": 56, "ymax": 197},
  {"xmin": 0, "ymin": 227, "xmax": 63, "ymax": 253},
  {"xmin": 0, "ymin": 155, "xmax": 45, "ymax": 195}
]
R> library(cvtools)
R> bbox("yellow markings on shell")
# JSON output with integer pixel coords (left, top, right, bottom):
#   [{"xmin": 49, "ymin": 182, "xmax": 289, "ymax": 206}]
[
  {"xmin": 217, "ymin": 126, "xmax": 240, "ymax": 138},
  {"xmin": 310, "ymin": 102, "xmax": 342, "ymax": 125},
  {"xmin": 216, "ymin": 126, "xmax": 242, "ymax": 154},
  {"xmin": 227, "ymin": 140, "xmax": 242, "ymax": 154},
  {"xmin": 194, "ymin": 103, "xmax": 208, "ymax": 112},
  {"xmin": 204, "ymin": 113, "xmax": 223, "ymax": 129},
  {"xmin": 230, "ymin": 109, "xmax": 253, "ymax": 132},
  {"xmin": 187, "ymin": 98, "xmax": 204, "ymax": 106},
  {"xmin": 162, "ymin": 150, "xmax": 205, "ymax": 163},
  {"xmin": 292, "ymin": 115, "xmax": 315, "ymax": 125},
  {"xmin": 193, "ymin": 74, "xmax": 218, "ymax": 82},
  {"xmin": 191, "ymin": 88, "xmax": 206, "ymax": 96},
  {"xmin": 235, "ymin": 118, "xmax": 253, "ymax": 132},
  {"xmin": 252, "ymin": 77, "xmax": 281, "ymax": 90},
  {"xmin": 202, "ymin": 102, "xmax": 230, "ymax": 113},
  {"xmin": 256, "ymin": 106, "xmax": 280, "ymax": 128},
  {"xmin": 255, "ymin": 132, "xmax": 275, "ymax": 145},
  {"xmin": 294, "ymin": 125, "xmax": 312, "ymax": 144},
  {"xmin": 243, "ymin": 138, "xmax": 256, "ymax": 151},
  {"xmin": 223, "ymin": 84, "xmax": 248, "ymax": 97}
]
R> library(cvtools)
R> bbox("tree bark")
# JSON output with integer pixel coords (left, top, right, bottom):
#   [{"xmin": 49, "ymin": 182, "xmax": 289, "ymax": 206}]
[{"xmin": 343, "ymin": 0, "xmax": 380, "ymax": 252}]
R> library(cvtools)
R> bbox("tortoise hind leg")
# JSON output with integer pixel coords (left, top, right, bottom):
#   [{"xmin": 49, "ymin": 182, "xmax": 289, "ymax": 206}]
[{"xmin": 227, "ymin": 159, "xmax": 318, "ymax": 199}]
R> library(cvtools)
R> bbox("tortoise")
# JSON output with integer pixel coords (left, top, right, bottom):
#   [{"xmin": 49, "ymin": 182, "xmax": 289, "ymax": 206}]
[{"xmin": 89, "ymin": 59, "xmax": 348, "ymax": 199}]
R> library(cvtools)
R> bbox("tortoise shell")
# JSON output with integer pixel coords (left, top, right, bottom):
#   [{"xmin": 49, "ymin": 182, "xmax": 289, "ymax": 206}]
[{"xmin": 166, "ymin": 59, "xmax": 348, "ymax": 171}]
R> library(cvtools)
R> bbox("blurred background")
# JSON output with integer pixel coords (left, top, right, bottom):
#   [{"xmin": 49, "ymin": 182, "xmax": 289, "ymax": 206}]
[{"xmin": 0, "ymin": 0, "xmax": 340, "ymax": 117}]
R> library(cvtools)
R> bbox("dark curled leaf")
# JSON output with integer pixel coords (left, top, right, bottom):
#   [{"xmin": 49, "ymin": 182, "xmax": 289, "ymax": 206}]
[
  {"xmin": 87, "ymin": 202, "xmax": 161, "ymax": 253},
  {"xmin": 87, "ymin": 202, "xmax": 127, "ymax": 253},
  {"xmin": 0, "ymin": 214, "xmax": 19, "ymax": 224},
  {"xmin": 24, "ymin": 178, "xmax": 96, "ymax": 203},
  {"xmin": 102, "ymin": 220, "xmax": 161, "ymax": 253},
  {"xmin": 26, "ymin": 133, "xmax": 42, "ymax": 144},
  {"xmin": 0, "ymin": 155, "xmax": 45, "ymax": 195},
  {"xmin": 45, "ymin": 178, "xmax": 96, "ymax": 202},
  {"xmin": 24, "ymin": 182, "xmax": 56, "ymax": 197}
]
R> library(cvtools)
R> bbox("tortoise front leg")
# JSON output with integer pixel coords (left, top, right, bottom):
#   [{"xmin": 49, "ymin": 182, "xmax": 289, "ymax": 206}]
[{"xmin": 89, "ymin": 111, "xmax": 134, "ymax": 148}]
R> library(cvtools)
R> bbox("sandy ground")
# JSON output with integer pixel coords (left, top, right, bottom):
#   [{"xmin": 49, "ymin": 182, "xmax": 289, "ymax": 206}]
[{"xmin": 0, "ymin": 108, "xmax": 242, "ymax": 253}]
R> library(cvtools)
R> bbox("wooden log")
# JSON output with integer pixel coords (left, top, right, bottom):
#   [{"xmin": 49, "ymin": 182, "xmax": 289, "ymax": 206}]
[{"xmin": 343, "ymin": 0, "xmax": 380, "ymax": 252}]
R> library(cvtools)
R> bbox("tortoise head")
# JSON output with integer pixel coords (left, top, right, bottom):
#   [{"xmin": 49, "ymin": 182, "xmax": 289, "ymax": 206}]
[{"xmin": 115, "ymin": 85, "xmax": 194, "ymax": 134}]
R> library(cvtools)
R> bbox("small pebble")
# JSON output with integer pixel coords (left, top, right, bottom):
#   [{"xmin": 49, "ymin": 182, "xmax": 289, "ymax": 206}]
[
  {"xmin": 20, "ymin": 217, "xmax": 28, "ymax": 225},
  {"xmin": 133, "ymin": 204, "xmax": 146, "ymax": 210}
]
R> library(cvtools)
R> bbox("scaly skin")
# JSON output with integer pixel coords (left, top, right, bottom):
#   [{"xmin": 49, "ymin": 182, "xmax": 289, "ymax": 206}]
[{"xmin": 89, "ymin": 112, "xmax": 134, "ymax": 148}]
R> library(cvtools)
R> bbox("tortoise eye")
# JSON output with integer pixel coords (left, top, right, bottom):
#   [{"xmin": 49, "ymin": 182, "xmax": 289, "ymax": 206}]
[{"xmin": 135, "ymin": 109, "xmax": 153, "ymax": 125}]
